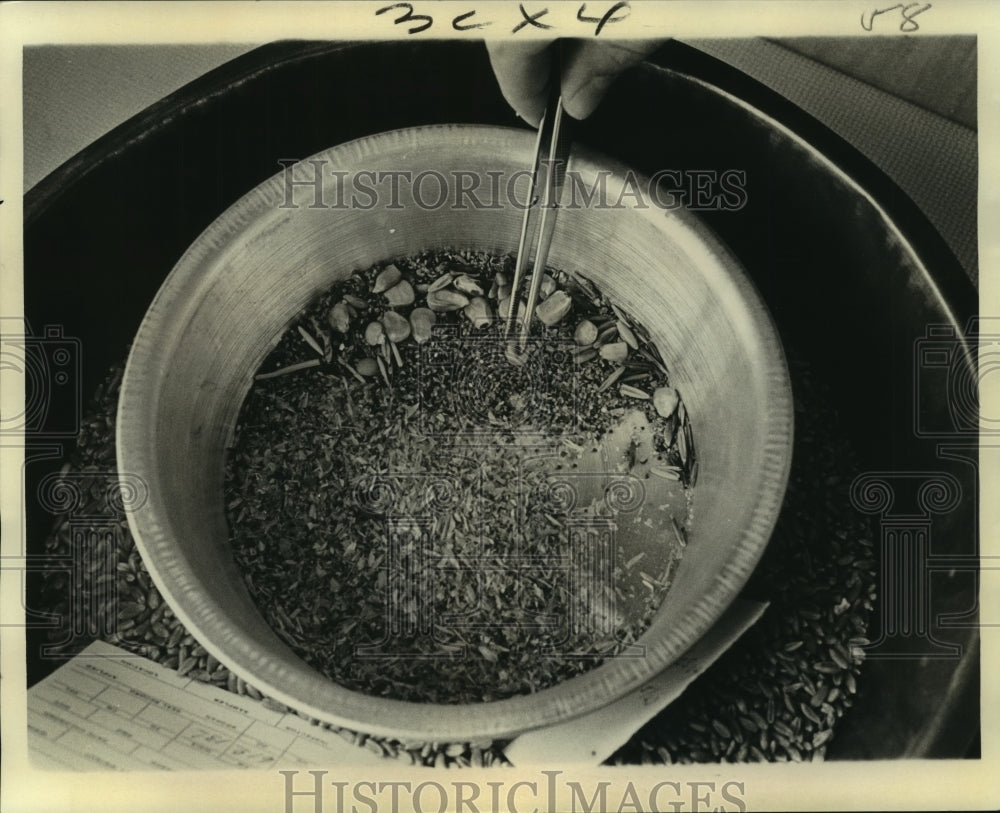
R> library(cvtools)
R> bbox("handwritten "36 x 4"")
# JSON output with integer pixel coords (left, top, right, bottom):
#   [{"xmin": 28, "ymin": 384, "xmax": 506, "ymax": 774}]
[{"xmin": 376, "ymin": 2, "xmax": 630, "ymax": 35}]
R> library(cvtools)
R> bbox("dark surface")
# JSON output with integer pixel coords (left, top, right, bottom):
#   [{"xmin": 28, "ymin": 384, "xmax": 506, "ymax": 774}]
[{"xmin": 23, "ymin": 39, "xmax": 979, "ymax": 759}]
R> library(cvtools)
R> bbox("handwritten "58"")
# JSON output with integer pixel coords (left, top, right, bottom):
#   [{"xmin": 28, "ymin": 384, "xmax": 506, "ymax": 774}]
[{"xmin": 861, "ymin": 3, "xmax": 931, "ymax": 32}]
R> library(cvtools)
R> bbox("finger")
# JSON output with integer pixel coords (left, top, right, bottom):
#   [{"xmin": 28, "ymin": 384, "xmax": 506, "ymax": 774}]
[
  {"xmin": 560, "ymin": 39, "xmax": 663, "ymax": 120},
  {"xmin": 485, "ymin": 40, "xmax": 556, "ymax": 127}
]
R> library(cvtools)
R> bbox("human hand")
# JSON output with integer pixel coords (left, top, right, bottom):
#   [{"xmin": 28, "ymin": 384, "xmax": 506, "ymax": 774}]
[{"xmin": 486, "ymin": 39, "xmax": 663, "ymax": 126}]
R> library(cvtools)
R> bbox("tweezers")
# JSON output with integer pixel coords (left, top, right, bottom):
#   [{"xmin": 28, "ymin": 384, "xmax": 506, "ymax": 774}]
[{"xmin": 505, "ymin": 79, "xmax": 573, "ymax": 360}]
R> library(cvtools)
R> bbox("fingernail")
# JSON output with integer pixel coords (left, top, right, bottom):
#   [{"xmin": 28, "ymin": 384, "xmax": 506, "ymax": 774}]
[{"xmin": 562, "ymin": 93, "xmax": 601, "ymax": 122}]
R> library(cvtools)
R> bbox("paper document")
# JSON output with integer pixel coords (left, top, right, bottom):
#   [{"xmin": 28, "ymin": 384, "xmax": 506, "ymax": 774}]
[
  {"xmin": 27, "ymin": 640, "xmax": 388, "ymax": 771},
  {"xmin": 504, "ymin": 599, "xmax": 769, "ymax": 765}
]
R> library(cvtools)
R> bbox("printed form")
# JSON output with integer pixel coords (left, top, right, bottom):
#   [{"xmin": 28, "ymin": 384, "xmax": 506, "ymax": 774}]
[{"xmin": 27, "ymin": 640, "xmax": 387, "ymax": 771}]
